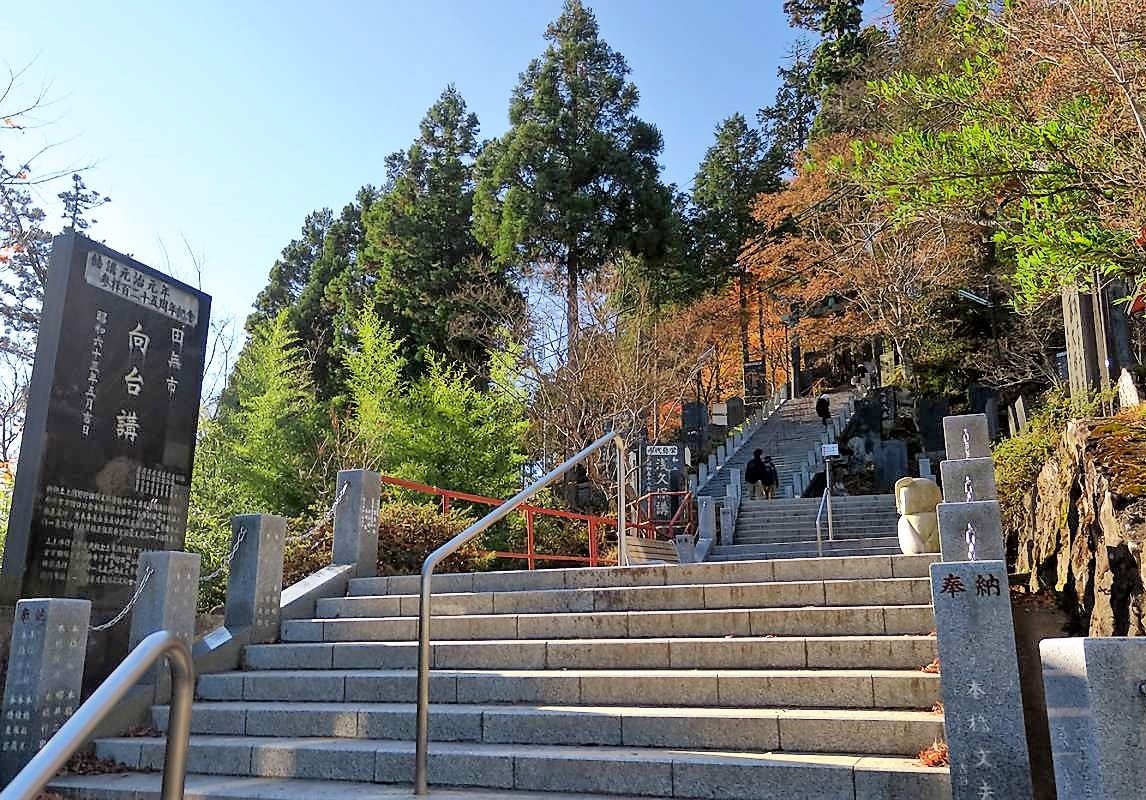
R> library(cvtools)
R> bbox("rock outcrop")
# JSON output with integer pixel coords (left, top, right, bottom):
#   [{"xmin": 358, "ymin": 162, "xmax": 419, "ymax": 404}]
[{"xmin": 1009, "ymin": 416, "xmax": 1146, "ymax": 636}]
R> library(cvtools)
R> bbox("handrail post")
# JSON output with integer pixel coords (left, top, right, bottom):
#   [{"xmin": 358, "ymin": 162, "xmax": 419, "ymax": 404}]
[
  {"xmin": 414, "ymin": 429, "xmax": 623, "ymax": 793},
  {"xmin": 525, "ymin": 509, "xmax": 536, "ymax": 570},
  {"xmin": 614, "ymin": 435, "xmax": 628, "ymax": 567}
]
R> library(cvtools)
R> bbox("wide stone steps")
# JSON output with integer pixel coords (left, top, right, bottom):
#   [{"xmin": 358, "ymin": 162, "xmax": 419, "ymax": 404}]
[
  {"xmin": 67, "ymin": 553, "xmax": 947, "ymax": 799},
  {"xmin": 49, "ymin": 774, "xmax": 660, "ymax": 800},
  {"xmin": 315, "ymin": 578, "xmax": 932, "ymax": 618},
  {"xmin": 195, "ymin": 668, "xmax": 939, "ymax": 709},
  {"xmin": 710, "ymin": 537, "xmax": 903, "ymax": 558},
  {"xmin": 88, "ymin": 737, "xmax": 949, "ymax": 799},
  {"xmin": 151, "ymin": 701, "xmax": 944, "ymax": 756},
  {"xmin": 348, "ymin": 554, "xmax": 936, "ymax": 595},
  {"xmin": 708, "ymin": 546, "xmax": 903, "ymax": 562},
  {"xmin": 242, "ymin": 635, "xmax": 937, "ymax": 671},
  {"xmin": 281, "ymin": 604, "xmax": 933, "ymax": 642},
  {"xmin": 732, "ymin": 528, "xmax": 899, "ymax": 545}
]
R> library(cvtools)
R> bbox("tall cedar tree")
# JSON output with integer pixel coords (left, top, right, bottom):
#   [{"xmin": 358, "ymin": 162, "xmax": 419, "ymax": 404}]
[
  {"xmin": 473, "ymin": 0, "xmax": 673, "ymax": 347},
  {"xmin": 362, "ymin": 87, "xmax": 521, "ymax": 380},
  {"xmin": 758, "ymin": 40, "xmax": 819, "ymax": 167},
  {"xmin": 692, "ymin": 113, "xmax": 782, "ymax": 365},
  {"xmin": 246, "ymin": 190, "xmax": 377, "ymax": 401}
]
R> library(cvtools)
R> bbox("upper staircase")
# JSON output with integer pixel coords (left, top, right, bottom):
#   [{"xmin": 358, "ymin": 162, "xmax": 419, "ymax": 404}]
[{"xmin": 709, "ymin": 495, "xmax": 902, "ymax": 562}]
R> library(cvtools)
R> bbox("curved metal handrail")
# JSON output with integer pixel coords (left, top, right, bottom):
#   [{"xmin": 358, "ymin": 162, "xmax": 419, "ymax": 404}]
[
  {"xmin": 815, "ymin": 488, "xmax": 829, "ymax": 558},
  {"xmin": 0, "ymin": 630, "xmax": 194, "ymax": 800},
  {"xmin": 414, "ymin": 430, "xmax": 628, "ymax": 794}
]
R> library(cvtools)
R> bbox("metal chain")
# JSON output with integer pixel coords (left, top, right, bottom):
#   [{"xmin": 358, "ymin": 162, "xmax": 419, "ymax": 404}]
[
  {"xmin": 966, "ymin": 521, "xmax": 978, "ymax": 562},
  {"xmin": 964, "ymin": 474, "xmax": 975, "ymax": 503},
  {"xmin": 962, "ymin": 427, "xmax": 971, "ymax": 459},
  {"xmin": 307, "ymin": 481, "xmax": 349, "ymax": 537},
  {"xmin": 90, "ymin": 566, "xmax": 155, "ymax": 631},
  {"xmin": 200, "ymin": 526, "xmax": 248, "ymax": 584}
]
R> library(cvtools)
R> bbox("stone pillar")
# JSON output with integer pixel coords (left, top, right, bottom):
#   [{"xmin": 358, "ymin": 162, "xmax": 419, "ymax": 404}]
[
  {"xmin": 716, "ymin": 444, "xmax": 727, "ymax": 465},
  {"xmin": 728, "ymin": 467, "xmax": 742, "ymax": 500},
  {"xmin": 943, "ymin": 414, "xmax": 991, "ymax": 460},
  {"xmin": 940, "ymin": 458, "xmax": 997, "ymax": 503},
  {"xmin": 332, "ymin": 469, "xmax": 381, "ymax": 578},
  {"xmin": 719, "ymin": 506, "xmax": 734, "ymax": 546},
  {"xmin": 931, "ymin": 561, "xmax": 1033, "ymax": 800},
  {"xmin": 224, "ymin": 514, "xmax": 287, "ymax": 645},
  {"xmin": 698, "ymin": 463, "xmax": 709, "ymax": 487},
  {"xmin": 697, "ymin": 497, "xmax": 716, "ymax": 541},
  {"xmin": 1041, "ymin": 637, "xmax": 1146, "ymax": 799},
  {"xmin": 937, "ymin": 501, "xmax": 1005, "ymax": 563},
  {"xmin": 0, "ymin": 599, "xmax": 90, "ymax": 781},
  {"xmin": 128, "ymin": 550, "xmax": 200, "ymax": 686},
  {"xmin": 707, "ymin": 453, "xmax": 717, "ymax": 473}
]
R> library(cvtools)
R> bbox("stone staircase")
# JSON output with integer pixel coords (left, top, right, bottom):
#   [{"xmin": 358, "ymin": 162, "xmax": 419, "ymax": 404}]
[
  {"xmin": 709, "ymin": 495, "xmax": 901, "ymax": 562},
  {"xmin": 698, "ymin": 391, "xmax": 853, "ymax": 501},
  {"xmin": 52, "ymin": 555, "xmax": 949, "ymax": 799}
]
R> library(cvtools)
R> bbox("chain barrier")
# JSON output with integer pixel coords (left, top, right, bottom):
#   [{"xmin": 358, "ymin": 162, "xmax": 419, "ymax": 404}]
[
  {"xmin": 200, "ymin": 526, "xmax": 248, "ymax": 584},
  {"xmin": 964, "ymin": 474, "xmax": 975, "ymax": 503},
  {"xmin": 966, "ymin": 520, "xmax": 978, "ymax": 562},
  {"xmin": 90, "ymin": 565, "xmax": 155, "ymax": 631},
  {"xmin": 962, "ymin": 426, "xmax": 971, "ymax": 459}
]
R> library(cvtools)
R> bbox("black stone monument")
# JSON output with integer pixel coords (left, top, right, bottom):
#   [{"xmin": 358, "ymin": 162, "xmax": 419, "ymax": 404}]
[
  {"xmin": 1, "ymin": 232, "xmax": 211, "ymax": 687},
  {"xmin": 640, "ymin": 443, "xmax": 685, "ymax": 521}
]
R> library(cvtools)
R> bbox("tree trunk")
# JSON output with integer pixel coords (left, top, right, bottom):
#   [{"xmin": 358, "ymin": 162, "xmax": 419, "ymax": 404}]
[
  {"xmin": 738, "ymin": 274, "xmax": 750, "ymax": 371},
  {"xmin": 566, "ymin": 251, "xmax": 579, "ymax": 351}
]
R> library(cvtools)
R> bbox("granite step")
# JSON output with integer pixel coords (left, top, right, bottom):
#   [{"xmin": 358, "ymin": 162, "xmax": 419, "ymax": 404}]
[
  {"xmin": 316, "ymin": 578, "xmax": 933, "ymax": 618},
  {"xmin": 281, "ymin": 604, "xmax": 934, "ymax": 642},
  {"xmin": 242, "ymin": 635, "xmax": 937, "ymax": 672},
  {"xmin": 345, "ymin": 554, "xmax": 938, "ymax": 596},
  {"xmin": 707, "ymin": 547, "xmax": 904, "ymax": 562},
  {"xmin": 89, "ymin": 737, "xmax": 951, "ymax": 799},
  {"xmin": 151, "ymin": 701, "xmax": 944, "ymax": 756},
  {"xmin": 49, "ymin": 774, "xmax": 652, "ymax": 800},
  {"xmin": 711, "ymin": 538, "xmax": 903, "ymax": 558},
  {"xmin": 731, "ymin": 529, "xmax": 898, "ymax": 544},
  {"xmin": 197, "ymin": 668, "xmax": 940, "ymax": 709}
]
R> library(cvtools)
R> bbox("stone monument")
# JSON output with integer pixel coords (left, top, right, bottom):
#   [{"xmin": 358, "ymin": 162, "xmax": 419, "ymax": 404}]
[{"xmin": 0, "ymin": 233, "xmax": 211, "ymax": 685}]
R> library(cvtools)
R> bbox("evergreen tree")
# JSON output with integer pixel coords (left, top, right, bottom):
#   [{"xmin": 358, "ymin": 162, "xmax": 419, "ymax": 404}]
[
  {"xmin": 247, "ymin": 209, "xmax": 334, "ymax": 332},
  {"xmin": 692, "ymin": 113, "xmax": 782, "ymax": 364},
  {"xmin": 361, "ymin": 87, "xmax": 520, "ymax": 379},
  {"xmin": 758, "ymin": 40, "xmax": 818, "ymax": 167},
  {"xmin": 783, "ymin": 0, "xmax": 867, "ymax": 94},
  {"xmin": 473, "ymin": 0, "xmax": 673, "ymax": 347}
]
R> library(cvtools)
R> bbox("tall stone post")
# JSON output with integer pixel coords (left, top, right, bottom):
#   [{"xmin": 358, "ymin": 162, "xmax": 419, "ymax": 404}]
[
  {"xmin": 697, "ymin": 496, "xmax": 716, "ymax": 541},
  {"xmin": 1041, "ymin": 637, "xmax": 1146, "ymax": 799},
  {"xmin": 932, "ymin": 412, "xmax": 1033, "ymax": 800},
  {"xmin": 332, "ymin": 469, "xmax": 381, "ymax": 578},
  {"xmin": 224, "ymin": 514, "xmax": 287, "ymax": 645},
  {"xmin": 128, "ymin": 550, "xmax": 200, "ymax": 688},
  {"xmin": 0, "ymin": 599, "xmax": 90, "ymax": 781}
]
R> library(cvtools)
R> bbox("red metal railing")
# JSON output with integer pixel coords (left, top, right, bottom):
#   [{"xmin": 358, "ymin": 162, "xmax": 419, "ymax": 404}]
[
  {"xmin": 631, "ymin": 490, "xmax": 696, "ymax": 540},
  {"xmin": 380, "ymin": 475, "xmax": 614, "ymax": 568}
]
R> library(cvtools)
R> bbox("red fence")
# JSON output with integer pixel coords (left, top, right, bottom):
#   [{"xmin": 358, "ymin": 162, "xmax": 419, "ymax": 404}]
[{"xmin": 380, "ymin": 475, "xmax": 698, "ymax": 570}]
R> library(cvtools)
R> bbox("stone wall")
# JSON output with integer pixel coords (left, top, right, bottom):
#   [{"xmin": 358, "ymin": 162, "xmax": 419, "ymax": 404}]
[{"xmin": 1009, "ymin": 416, "xmax": 1146, "ymax": 636}]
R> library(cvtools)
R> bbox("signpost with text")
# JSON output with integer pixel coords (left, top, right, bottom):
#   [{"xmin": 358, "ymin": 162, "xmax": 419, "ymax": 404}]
[{"xmin": 1, "ymin": 232, "xmax": 211, "ymax": 685}]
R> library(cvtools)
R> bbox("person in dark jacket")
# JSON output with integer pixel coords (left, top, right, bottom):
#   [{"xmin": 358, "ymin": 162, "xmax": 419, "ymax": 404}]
[
  {"xmin": 816, "ymin": 393, "xmax": 831, "ymax": 427},
  {"xmin": 745, "ymin": 450, "xmax": 779, "ymax": 500}
]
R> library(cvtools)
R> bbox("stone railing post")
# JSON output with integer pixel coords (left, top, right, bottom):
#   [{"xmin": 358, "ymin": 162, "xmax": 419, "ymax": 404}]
[
  {"xmin": 718, "ymin": 505, "xmax": 734, "ymax": 546},
  {"xmin": 707, "ymin": 453, "xmax": 717, "ymax": 473},
  {"xmin": 129, "ymin": 550, "xmax": 200, "ymax": 688},
  {"xmin": 698, "ymin": 463, "xmax": 709, "ymax": 487},
  {"xmin": 332, "ymin": 469, "xmax": 381, "ymax": 578},
  {"xmin": 224, "ymin": 514, "xmax": 287, "ymax": 645},
  {"xmin": 0, "ymin": 599, "xmax": 90, "ymax": 781},
  {"xmin": 1041, "ymin": 637, "xmax": 1146, "ymax": 798},
  {"xmin": 931, "ymin": 412, "xmax": 1033, "ymax": 800},
  {"xmin": 697, "ymin": 497, "xmax": 716, "ymax": 541}
]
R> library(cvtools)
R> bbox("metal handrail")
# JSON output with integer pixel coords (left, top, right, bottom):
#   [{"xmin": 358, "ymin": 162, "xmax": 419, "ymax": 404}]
[
  {"xmin": 0, "ymin": 630, "xmax": 194, "ymax": 800},
  {"xmin": 815, "ymin": 488, "xmax": 828, "ymax": 558},
  {"xmin": 414, "ymin": 430, "xmax": 628, "ymax": 794}
]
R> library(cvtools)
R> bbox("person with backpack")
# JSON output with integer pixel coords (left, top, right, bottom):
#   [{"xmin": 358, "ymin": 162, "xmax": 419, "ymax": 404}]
[
  {"xmin": 816, "ymin": 393, "xmax": 831, "ymax": 427},
  {"xmin": 744, "ymin": 449, "xmax": 779, "ymax": 500}
]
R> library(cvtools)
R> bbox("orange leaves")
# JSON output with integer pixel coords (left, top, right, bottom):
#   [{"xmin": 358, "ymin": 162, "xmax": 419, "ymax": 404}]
[{"xmin": 918, "ymin": 739, "xmax": 950, "ymax": 768}]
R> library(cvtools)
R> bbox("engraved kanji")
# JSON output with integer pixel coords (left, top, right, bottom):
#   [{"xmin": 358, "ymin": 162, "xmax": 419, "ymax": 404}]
[
  {"xmin": 940, "ymin": 573, "xmax": 967, "ymax": 597},
  {"xmin": 976, "ymin": 574, "xmax": 1001, "ymax": 597},
  {"xmin": 128, "ymin": 323, "xmax": 150, "ymax": 357},
  {"xmin": 115, "ymin": 410, "xmax": 140, "ymax": 443},
  {"xmin": 123, "ymin": 367, "xmax": 144, "ymax": 396}
]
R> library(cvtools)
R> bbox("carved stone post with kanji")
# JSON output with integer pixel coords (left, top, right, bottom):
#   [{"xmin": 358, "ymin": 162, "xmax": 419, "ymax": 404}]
[
  {"xmin": 932, "ymin": 561, "xmax": 1033, "ymax": 800},
  {"xmin": 332, "ymin": 469, "xmax": 381, "ymax": 578},
  {"xmin": 0, "ymin": 598, "xmax": 90, "ymax": 781},
  {"xmin": 224, "ymin": 514, "xmax": 286, "ymax": 645},
  {"xmin": 129, "ymin": 550, "xmax": 200, "ymax": 688}
]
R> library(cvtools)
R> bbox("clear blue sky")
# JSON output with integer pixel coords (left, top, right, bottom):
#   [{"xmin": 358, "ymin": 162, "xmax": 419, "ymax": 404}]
[{"xmin": 6, "ymin": 1, "xmax": 825, "ymax": 325}]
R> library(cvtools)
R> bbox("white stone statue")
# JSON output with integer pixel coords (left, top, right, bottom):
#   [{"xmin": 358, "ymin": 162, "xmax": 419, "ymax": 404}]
[{"xmin": 894, "ymin": 476, "xmax": 942, "ymax": 555}]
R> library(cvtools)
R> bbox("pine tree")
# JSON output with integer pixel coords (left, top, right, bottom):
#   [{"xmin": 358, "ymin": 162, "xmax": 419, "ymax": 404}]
[
  {"xmin": 58, "ymin": 173, "xmax": 109, "ymax": 232},
  {"xmin": 473, "ymin": 0, "xmax": 673, "ymax": 347}
]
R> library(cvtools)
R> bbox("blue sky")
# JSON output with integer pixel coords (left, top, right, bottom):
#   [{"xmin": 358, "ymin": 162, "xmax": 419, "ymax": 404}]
[{"xmin": 6, "ymin": 1, "xmax": 821, "ymax": 325}]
